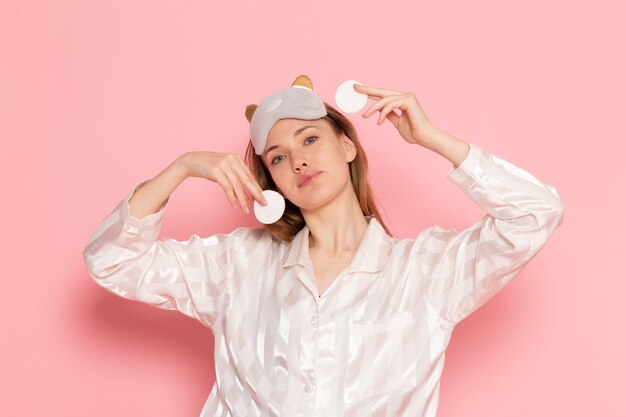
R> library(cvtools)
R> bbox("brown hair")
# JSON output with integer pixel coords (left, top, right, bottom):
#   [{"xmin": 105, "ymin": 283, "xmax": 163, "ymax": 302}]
[{"xmin": 244, "ymin": 101, "xmax": 392, "ymax": 243}]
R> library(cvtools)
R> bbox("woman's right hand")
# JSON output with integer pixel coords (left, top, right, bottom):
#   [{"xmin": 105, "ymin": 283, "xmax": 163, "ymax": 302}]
[{"xmin": 180, "ymin": 151, "xmax": 267, "ymax": 214}]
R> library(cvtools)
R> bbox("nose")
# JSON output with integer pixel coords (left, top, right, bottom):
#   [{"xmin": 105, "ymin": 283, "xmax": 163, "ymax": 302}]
[{"xmin": 291, "ymin": 151, "xmax": 309, "ymax": 172}]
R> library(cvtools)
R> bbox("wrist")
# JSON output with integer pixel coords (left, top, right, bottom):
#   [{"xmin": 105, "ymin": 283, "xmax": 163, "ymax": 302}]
[
  {"xmin": 174, "ymin": 153, "xmax": 192, "ymax": 180},
  {"xmin": 418, "ymin": 124, "xmax": 440, "ymax": 148},
  {"xmin": 420, "ymin": 127, "xmax": 470, "ymax": 168},
  {"xmin": 419, "ymin": 125, "xmax": 451, "ymax": 152}
]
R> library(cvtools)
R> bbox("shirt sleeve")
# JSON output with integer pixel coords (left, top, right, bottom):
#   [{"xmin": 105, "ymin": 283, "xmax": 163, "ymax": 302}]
[
  {"xmin": 419, "ymin": 143, "xmax": 565, "ymax": 328},
  {"xmin": 82, "ymin": 181, "xmax": 249, "ymax": 331}
]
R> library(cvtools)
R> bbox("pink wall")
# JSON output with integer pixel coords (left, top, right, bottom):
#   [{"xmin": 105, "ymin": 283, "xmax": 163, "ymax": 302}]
[{"xmin": 2, "ymin": 0, "xmax": 624, "ymax": 415}]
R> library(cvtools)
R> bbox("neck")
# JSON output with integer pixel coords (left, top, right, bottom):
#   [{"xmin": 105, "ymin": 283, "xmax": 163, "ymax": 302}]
[{"xmin": 301, "ymin": 184, "xmax": 368, "ymax": 253}]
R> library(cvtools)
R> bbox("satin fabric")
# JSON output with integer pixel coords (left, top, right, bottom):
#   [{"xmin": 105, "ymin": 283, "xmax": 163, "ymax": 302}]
[{"xmin": 83, "ymin": 143, "xmax": 564, "ymax": 417}]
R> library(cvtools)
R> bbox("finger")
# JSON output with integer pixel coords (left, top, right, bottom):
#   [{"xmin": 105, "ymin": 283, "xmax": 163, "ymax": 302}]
[
  {"xmin": 235, "ymin": 158, "xmax": 268, "ymax": 206},
  {"xmin": 378, "ymin": 97, "xmax": 407, "ymax": 125},
  {"xmin": 353, "ymin": 84, "xmax": 405, "ymax": 99},
  {"xmin": 213, "ymin": 171, "xmax": 239, "ymax": 209},
  {"xmin": 362, "ymin": 94, "xmax": 403, "ymax": 118},
  {"xmin": 224, "ymin": 169, "xmax": 250, "ymax": 214},
  {"xmin": 383, "ymin": 106, "xmax": 401, "ymax": 127},
  {"xmin": 234, "ymin": 161, "xmax": 266, "ymax": 206}
]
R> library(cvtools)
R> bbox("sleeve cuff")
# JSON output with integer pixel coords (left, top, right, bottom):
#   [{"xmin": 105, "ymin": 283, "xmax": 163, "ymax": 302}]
[
  {"xmin": 446, "ymin": 143, "xmax": 489, "ymax": 188},
  {"xmin": 120, "ymin": 181, "xmax": 170, "ymax": 231}
]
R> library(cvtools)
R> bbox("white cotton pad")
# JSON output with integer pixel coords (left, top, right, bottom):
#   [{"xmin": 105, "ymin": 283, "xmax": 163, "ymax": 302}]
[
  {"xmin": 335, "ymin": 80, "xmax": 368, "ymax": 113},
  {"xmin": 254, "ymin": 190, "xmax": 286, "ymax": 224}
]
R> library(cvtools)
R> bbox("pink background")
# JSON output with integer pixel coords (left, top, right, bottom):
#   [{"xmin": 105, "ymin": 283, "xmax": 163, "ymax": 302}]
[{"xmin": 2, "ymin": 0, "xmax": 624, "ymax": 415}]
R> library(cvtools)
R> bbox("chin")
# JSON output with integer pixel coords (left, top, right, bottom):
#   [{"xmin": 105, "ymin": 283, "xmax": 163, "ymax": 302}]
[{"xmin": 291, "ymin": 192, "xmax": 338, "ymax": 212}]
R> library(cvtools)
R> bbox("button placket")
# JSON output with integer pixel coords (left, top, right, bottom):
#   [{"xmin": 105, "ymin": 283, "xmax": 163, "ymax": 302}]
[
  {"xmin": 305, "ymin": 313, "xmax": 318, "ymax": 395},
  {"xmin": 300, "ymin": 301, "xmax": 320, "ymax": 396},
  {"xmin": 304, "ymin": 369, "xmax": 316, "ymax": 394}
]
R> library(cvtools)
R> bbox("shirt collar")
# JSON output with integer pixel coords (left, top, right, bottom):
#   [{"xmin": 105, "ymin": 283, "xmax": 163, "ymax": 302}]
[{"xmin": 281, "ymin": 216, "xmax": 393, "ymax": 273}]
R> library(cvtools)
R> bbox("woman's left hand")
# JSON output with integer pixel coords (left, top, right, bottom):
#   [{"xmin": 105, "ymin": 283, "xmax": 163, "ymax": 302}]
[{"xmin": 353, "ymin": 84, "xmax": 436, "ymax": 147}]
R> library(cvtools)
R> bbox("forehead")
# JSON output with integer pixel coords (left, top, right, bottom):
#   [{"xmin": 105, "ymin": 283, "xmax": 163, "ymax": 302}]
[{"xmin": 266, "ymin": 118, "xmax": 329, "ymax": 144}]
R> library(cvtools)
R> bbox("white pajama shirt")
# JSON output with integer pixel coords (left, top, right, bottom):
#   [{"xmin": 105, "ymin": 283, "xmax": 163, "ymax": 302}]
[{"xmin": 83, "ymin": 143, "xmax": 564, "ymax": 417}]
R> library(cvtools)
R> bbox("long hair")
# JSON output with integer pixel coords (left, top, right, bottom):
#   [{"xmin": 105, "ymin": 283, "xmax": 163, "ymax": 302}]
[{"xmin": 244, "ymin": 101, "xmax": 392, "ymax": 243}]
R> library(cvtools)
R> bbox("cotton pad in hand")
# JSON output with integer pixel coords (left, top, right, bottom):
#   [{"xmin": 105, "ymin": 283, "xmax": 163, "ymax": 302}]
[
  {"xmin": 335, "ymin": 80, "xmax": 368, "ymax": 113},
  {"xmin": 254, "ymin": 190, "xmax": 285, "ymax": 224}
]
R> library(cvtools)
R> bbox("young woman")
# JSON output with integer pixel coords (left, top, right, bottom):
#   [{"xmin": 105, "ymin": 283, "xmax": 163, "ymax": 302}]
[{"xmin": 83, "ymin": 75, "xmax": 564, "ymax": 417}]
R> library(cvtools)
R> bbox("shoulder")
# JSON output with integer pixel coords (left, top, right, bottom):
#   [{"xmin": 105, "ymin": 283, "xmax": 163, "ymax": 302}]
[
  {"xmin": 218, "ymin": 225, "xmax": 285, "ymax": 253},
  {"xmin": 419, "ymin": 224, "xmax": 459, "ymax": 241},
  {"xmin": 390, "ymin": 224, "xmax": 457, "ymax": 245},
  {"xmin": 387, "ymin": 225, "xmax": 460, "ymax": 260}
]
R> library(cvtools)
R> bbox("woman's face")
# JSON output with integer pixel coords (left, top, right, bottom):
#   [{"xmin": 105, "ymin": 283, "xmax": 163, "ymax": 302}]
[{"xmin": 262, "ymin": 118, "xmax": 357, "ymax": 211}]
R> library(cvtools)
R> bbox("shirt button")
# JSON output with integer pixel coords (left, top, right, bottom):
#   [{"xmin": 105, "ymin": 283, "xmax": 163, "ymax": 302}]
[
  {"xmin": 304, "ymin": 382, "xmax": 314, "ymax": 393},
  {"xmin": 310, "ymin": 316, "xmax": 318, "ymax": 326}
]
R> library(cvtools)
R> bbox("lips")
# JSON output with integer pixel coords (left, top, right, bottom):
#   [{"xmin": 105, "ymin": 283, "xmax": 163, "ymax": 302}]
[{"xmin": 298, "ymin": 171, "xmax": 321, "ymax": 187}]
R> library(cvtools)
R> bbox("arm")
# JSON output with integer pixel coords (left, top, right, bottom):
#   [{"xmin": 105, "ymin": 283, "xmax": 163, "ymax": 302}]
[
  {"xmin": 351, "ymin": 84, "xmax": 564, "ymax": 326},
  {"xmin": 419, "ymin": 135, "xmax": 565, "ymax": 328},
  {"xmin": 127, "ymin": 157, "xmax": 188, "ymax": 219},
  {"xmin": 82, "ymin": 180, "xmax": 249, "ymax": 330},
  {"xmin": 421, "ymin": 125, "xmax": 471, "ymax": 169},
  {"xmin": 82, "ymin": 152, "xmax": 264, "ymax": 330}
]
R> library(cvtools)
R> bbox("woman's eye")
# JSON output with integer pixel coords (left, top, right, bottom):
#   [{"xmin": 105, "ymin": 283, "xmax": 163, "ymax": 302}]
[
  {"xmin": 271, "ymin": 155, "xmax": 285, "ymax": 165},
  {"xmin": 305, "ymin": 136, "xmax": 317, "ymax": 145}
]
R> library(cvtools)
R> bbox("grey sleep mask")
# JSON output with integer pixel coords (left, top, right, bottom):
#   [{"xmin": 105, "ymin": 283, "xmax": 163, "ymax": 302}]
[{"xmin": 245, "ymin": 74, "xmax": 327, "ymax": 155}]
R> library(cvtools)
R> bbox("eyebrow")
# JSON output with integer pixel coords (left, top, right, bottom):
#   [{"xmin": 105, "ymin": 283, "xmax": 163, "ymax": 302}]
[{"xmin": 263, "ymin": 125, "xmax": 318, "ymax": 157}]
